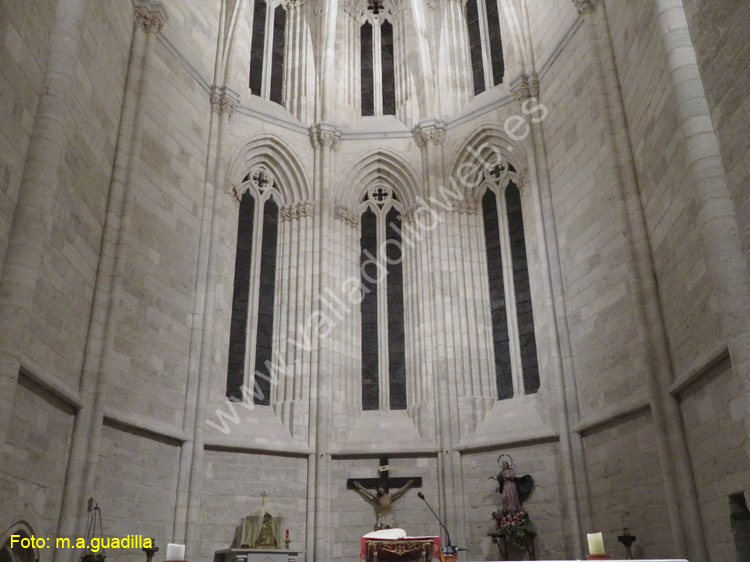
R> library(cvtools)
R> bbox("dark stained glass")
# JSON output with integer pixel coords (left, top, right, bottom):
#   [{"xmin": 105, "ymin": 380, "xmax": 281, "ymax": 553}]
[
  {"xmin": 270, "ymin": 5, "xmax": 286, "ymax": 104},
  {"xmin": 249, "ymin": 0, "xmax": 267, "ymax": 96},
  {"xmin": 361, "ymin": 208, "xmax": 379, "ymax": 409},
  {"xmin": 483, "ymin": 189, "xmax": 512, "ymax": 399},
  {"xmin": 506, "ymin": 184, "xmax": 539, "ymax": 393},
  {"xmin": 361, "ymin": 22, "xmax": 375, "ymax": 116},
  {"xmin": 466, "ymin": 0, "xmax": 486, "ymax": 95},
  {"xmin": 381, "ymin": 21, "xmax": 396, "ymax": 115},
  {"xmin": 253, "ymin": 197, "xmax": 279, "ymax": 405},
  {"xmin": 386, "ymin": 208, "xmax": 406, "ymax": 409},
  {"xmin": 227, "ymin": 191, "xmax": 255, "ymax": 399},
  {"xmin": 485, "ymin": 0, "xmax": 505, "ymax": 85}
]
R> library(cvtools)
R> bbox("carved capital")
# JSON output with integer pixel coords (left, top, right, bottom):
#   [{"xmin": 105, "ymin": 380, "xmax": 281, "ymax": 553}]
[
  {"xmin": 284, "ymin": 0, "xmax": 306, "ymax": 12},
  {"xmin": 413, "ymin": 120, "xmax": 447, "ymax": 147},
  {"xmin": 512, "ymin": 75, "xmax": 540, "ymax": 101},
  {"xmin": 516, "ymin": 168, "xmax": 529, "ymax": 195},
  {"xmin": 134, "ymin": 4, "xmax": 167, "ymax": 33},
  {"xmin": 311, "ymin": 123, "xmax": 342, "ymax": 150},
  {"xmin": 210, "ymin": 86, "xmax": 240, "ymax": 118},
  {"xmin": 456, "ymin": 199, "xmax": 479, "ymax": 214},
  {"xmin": 334, "ymin": 205, "xmax": 358, "ymax": 228},
  {"xmin": 342, "ymin": 0, "xmax": 361, "ymax": 17},
  {"xmin": 573, "ymin": 0, "xmax": 602, "ymax": 15},
  {"xmin": 282, "ymin": 201, "xmax": 316, "ymax": 221}
]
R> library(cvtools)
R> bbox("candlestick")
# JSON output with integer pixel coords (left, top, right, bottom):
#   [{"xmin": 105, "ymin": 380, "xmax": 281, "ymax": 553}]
[
  {"xmin": 142, "ymin": 539, "xmax": 159, "ymax": 562},
  {"xmin": 284, "ymin": 529, "xmax": 290, "ymax": 549},
  {"xmin": 166, "ymin": 543, "xmax": 185, "ymax": 561},
  {"xmin": 587, "ymin": 533, "xmax": 604, "ymax": 555}
]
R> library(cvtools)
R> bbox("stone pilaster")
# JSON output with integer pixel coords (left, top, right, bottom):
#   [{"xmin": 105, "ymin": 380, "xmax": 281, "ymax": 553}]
[
  {"xmin": 55, "ymin": 4, "xmax": 168, "ymax": 561},
  {"xmin": 309, "ymin": 122, "xmax": 341, "ymax": 562},
  {"xmin": 579, "ymin": 3, "xmax": 707, "ymax": 559},
  {"xmin": 0, "ymin": 0, "xmax": 92, "ymax": 450}
]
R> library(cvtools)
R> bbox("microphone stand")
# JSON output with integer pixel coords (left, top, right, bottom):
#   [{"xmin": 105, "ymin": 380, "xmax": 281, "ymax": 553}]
[{"xmin": 417, "ymin": 492, "xmax": 458, "ymax": 559}]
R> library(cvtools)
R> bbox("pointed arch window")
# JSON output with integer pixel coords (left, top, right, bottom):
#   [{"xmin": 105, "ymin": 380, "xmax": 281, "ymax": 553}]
[
  {"xmin": 360, "ymin": 3, "xmax": 396, "ymax": 116},
  {"xmin": 360, "ymin": 185, "xmax": 406, "ymax": 410},
  {"xmin": 466, "ymin": 0, "xmax": 505, "ymax": 95},
  {"xmin": 249, "ymin": 0, "xmax": 287, "ymax": 104},
  {"xmin": 481, "ymin": 163, "xmax": 539, "ymax": 399},
  {"xmin": 227, "ymin": 168, "xmax": 281, "ymax": 405}
]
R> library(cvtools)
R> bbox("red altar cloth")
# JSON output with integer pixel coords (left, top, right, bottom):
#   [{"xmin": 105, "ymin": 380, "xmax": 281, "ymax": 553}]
[{"xmin": 360, "ymin": 536, "xmax": 442, "ymax": 560}]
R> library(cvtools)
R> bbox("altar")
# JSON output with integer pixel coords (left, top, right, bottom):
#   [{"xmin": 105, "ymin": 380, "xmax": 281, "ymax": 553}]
[
  {"xmin": 360, "ymin": 536, "xmax": 441, "ymax": 562},
  {"xmin": 213, "ymin": 547, "xmax": 304, "ymax": 562}
]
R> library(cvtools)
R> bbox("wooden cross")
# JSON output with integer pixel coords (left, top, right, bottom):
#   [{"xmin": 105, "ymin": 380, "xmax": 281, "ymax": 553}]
[
  {"xmin": 260, "ymin": 491, "xmax": 267, "ymax": 506},
  {"xmin": 346, "ymin": 456, "xmax": 422, "ymax": 491}
]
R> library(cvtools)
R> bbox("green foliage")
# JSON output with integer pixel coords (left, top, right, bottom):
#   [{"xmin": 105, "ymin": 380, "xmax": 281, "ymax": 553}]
[{"xmin": 494, "ymin": 509, "xmax": 535, "ymax": 549}]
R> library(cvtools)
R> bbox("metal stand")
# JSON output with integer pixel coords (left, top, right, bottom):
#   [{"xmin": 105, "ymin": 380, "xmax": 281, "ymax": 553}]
[
  {"xmin": 143, "ymin": 543, "xmax": 159, "ymax": 562},
  {"xmin": 489, "ymin": 532, "xmax": 536, "ymax": 561},
  {"xmin": 617, "ymin": 529, "xmax": 636, "ymax": 560}
]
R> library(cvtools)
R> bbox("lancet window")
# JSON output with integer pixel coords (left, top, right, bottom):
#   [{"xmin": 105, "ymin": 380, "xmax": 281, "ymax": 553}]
[
  {"xmin": 249, "ymin": 0, "xmax": 287, "ymax": 104},
  {"xmin": 466, "ymin": 0, "xmax": 505, "ymax": 95},
  {"xmin": 481, "ymin": 163, "xmax": 539, "ymax": 399},
  {"xmin": 360, "ymin": 1, "xmax": 396, "ymax": 116},
  {"xmin": 226, "ymin": 168, "xmax": 281, "ymax": 405},
  {"xmin": 360, "ymin": 185, "xmax": 406, "ymax": 410}
]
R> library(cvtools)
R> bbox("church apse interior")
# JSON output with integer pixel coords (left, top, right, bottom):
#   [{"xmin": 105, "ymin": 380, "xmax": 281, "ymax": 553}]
[{"xmin": 1, "ymin": 0, "xmax": 749, "ymax": 561}]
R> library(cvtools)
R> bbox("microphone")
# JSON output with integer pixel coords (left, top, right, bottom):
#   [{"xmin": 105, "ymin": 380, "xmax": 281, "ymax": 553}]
[{"xmin": 417, "ymin": 492, "xmax": 456, "ymax": 556}]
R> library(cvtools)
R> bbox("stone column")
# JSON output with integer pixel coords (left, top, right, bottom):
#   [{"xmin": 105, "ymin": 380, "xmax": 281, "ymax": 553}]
[
  {"xmin": 413, "ymin": 120, "xmax": 468, "ymax": 550},
  {"xmin": 316, "ymin": 1, "xmax": 339, "ymax": 122},
  {"xmin": 653, "ymin": 0, "xmax": 750, "ymax": 453},
  {"xmin": 0, "ymin": 0, "xmax": 91, "ymax": 446},
  {"xmin": 283, "ymin": 0, "xmax": 310, "ymax": 122},
  {"xmin": 309, "ymin": 122, "xmax": 341, "ymax": 562},
  {"xmin": 180, "ymin": 87, "xmax": 238, "ymax": 556},
  {"xmin": 512, "ymin": 75, "xmax": 587, "ymax": 558},
  {"xmin": 443, "ymin": 0, "xmax": 473, "ymax": 114},
  {"xmin": 575, "ymin": 1, "xmax": 707, "ymax": 560},
  {"xmin": 54, "ymin": 5, "xmax": 167, "ymax": 561}
]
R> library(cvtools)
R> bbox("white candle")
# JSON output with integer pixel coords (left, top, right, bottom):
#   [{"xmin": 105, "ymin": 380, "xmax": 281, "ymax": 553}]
[
  {"xmin": 166, "ymin": 544, "xmax": 185, "ymax": 561},
  {"xmin": 587, "ymin": 532, "xmax": 605, "ymax": 555}
]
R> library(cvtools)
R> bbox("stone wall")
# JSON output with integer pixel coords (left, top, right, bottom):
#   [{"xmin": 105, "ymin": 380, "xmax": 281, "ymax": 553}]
[
  {"xmin": 201, "ymin": 450, "xmax": 308, "ymax": 561},
  {"xmin": 541, "ymin": 19, "xmax": 644, "ymax": 418},
  {"xmin": 582, "ymin": 410, "xmax": 672, "ymax": 558},
  {"xmin": 104, "ymin": 35, "xmax": 210, "ymax": 428},
  {"xmin": 94, "ymin": 422, "xmax": 181, "ymax": 562},
  {"xmin": 605, "ymin": 0, "xmax": 721, "ymax": 379},
  {"xmin": 679, "ymin": 357, "xmax": 750, "ymax": 562},
  {"xmin": 461, "ymin": 444, "xmax": 565, "ymax": 560},
  {"xmin": 0, "ymin": 375, "xmax": 75, "ymax": 551},
  {"xmin": 683, "ymin": 0, "xmax": 750, "ymax": 274}
]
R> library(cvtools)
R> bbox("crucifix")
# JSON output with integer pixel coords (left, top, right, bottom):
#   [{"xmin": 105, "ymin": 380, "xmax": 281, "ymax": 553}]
[{"xmin": 347, "ymin": 456, "xmax": 423, "ymax": 530}]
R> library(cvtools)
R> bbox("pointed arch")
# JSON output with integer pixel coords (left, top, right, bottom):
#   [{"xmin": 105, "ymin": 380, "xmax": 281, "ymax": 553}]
[
  {"xmin": 225, "ymin": 132, "xmax": 313, "ymax": 202},
  {"xmin": 448, "ymin": 123, "xmax": 528, "ymax": 194},
  {"xmin": 335, "ymin": 148, "xmax": 421, "ymax": 211}
]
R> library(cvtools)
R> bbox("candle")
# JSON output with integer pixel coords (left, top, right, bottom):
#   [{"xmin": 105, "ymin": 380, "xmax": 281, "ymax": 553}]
[
  {"xmin": 587, "ymin": 533, "xmax": 605, "ymax": 555},
  {"xmin": 166, "ymin": 543, "xmax": 185, "ymax": 561},
  {"xmin": 285, "ymin": 530, "xmax": 289, "ymax": 539}
]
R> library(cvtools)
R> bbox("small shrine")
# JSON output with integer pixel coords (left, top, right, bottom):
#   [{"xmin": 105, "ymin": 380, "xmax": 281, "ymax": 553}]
[
  {"xmin": 232, "ymin": 493, "xmax": 285, "ymax": 549},
  {"xmin": 488, "ymin": 455, "xmax": 537, "ymax": 561},
  {"xmin": 214, "ymin": 493, "xmax": 303, "ymax": 562}
]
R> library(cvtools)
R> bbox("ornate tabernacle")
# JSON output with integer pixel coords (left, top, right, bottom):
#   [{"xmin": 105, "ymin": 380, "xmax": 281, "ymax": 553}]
[
  {"xmin": 364, "ymin": 539, "xmax": 435, "ymax": 562},
  {"xmin": 231, "ymin": 492, "xmax": 285, "ymax": 549}
]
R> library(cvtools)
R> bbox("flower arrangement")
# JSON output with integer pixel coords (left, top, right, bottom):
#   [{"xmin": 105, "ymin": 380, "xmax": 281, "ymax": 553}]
[{"xmin": 492, "ymin": 508, "xmax": 535, "ymax": 549}]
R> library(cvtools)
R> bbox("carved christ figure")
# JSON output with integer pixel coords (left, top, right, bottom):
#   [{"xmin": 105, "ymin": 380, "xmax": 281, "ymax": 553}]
[{"xmin": 354, "ymin": 479, "xmax": 414, "ymax": 530}]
